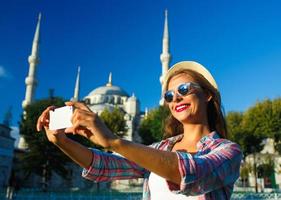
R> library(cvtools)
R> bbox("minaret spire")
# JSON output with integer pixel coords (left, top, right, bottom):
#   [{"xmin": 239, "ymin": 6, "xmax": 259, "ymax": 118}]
[
  {"xmin": 22, "ymin": 13, "xmax": 41, "ymax": 109},
  {"xmin": 106, "ymin": 72, "xmax": 112, "ymax": 86},
  {"xmin": 72, "ymin": 66, "xmax": 80, "ymax": 102},
  {"xmin": 163, "ymin": 10, "xmax": 169, "ymax": 47},
  {"xmin": 159, "ymin": 9, "xmax": 171, "ymax": 105},
  {"xmin": 32, "ymin": 13, "xmax": 41, "ymax": 56}
]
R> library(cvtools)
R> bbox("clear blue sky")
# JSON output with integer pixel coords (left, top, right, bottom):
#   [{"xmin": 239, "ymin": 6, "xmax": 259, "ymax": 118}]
[{"xmin": 1, "ymin": 0, "xmax": 281, "ymax": 128}]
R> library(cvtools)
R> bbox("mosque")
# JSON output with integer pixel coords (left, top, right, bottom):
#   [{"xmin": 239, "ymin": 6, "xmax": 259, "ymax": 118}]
[{"xmin": 19, "ymin": 10, "xmax": 171, "ymax": 148}]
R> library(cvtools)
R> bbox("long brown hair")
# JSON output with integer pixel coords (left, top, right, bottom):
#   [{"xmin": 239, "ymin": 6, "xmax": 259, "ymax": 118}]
[{"xmin": 163, "ymin": 69, "xmax": 228, "ymax": 139}]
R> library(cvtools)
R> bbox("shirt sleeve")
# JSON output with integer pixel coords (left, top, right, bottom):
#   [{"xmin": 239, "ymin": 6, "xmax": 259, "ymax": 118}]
[
  {"xmin": 82, "ymin": 148, "xmax": 148, "ymax": 182},
  {"xmin": 167, "ymin": 140, "xmax": 242, "ymax": 196}
]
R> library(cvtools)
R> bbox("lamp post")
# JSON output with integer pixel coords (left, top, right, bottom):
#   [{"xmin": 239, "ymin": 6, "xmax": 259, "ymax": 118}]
[{"xmin": 251, "ymin": 146, "xmax": 258, "ymax": 193}]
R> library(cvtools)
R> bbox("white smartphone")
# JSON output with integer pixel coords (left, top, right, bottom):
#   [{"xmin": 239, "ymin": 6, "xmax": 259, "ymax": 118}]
[{"xmin": 49, "ymin": 106, "xmax": 73, "ymax": 130}]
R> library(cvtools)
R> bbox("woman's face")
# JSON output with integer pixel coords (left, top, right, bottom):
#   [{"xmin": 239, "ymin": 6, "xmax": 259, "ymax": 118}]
[{"xmin": 166, "ymin": 73, "xmax": 209, "ymax": 124}]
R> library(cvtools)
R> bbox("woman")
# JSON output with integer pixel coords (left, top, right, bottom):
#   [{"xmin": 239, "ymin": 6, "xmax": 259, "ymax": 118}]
[{"xmin": 37, "ymin": 61, "xmax": 242, "ymax": 200}]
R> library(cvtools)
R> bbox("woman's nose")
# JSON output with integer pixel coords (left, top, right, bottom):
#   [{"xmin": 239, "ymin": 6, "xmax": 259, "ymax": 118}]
[{"xmin": 172, "ymin": 92, "xmax": 183, "ymax": 102}]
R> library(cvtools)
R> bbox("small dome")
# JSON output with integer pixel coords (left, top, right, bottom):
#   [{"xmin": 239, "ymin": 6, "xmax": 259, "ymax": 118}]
[{"xmin": 127, "ymin": 93, "xmax": 137, "ymax": 101}]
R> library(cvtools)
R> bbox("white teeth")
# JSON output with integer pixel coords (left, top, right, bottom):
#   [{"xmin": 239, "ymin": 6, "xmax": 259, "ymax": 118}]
[
  {"xmin": 176, "ymin": 104, "xmax": 189, "ymax": 111},
  {"xmin": 177, "ymin": 105, "xmax": 186, "ymax": 109}
]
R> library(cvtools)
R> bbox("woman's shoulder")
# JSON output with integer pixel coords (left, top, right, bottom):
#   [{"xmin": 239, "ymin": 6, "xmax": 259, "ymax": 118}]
[
  {"xmin": 206, "ymin": 132, "xmax": 242, "ymax": 151},
  {"xmin": 212, "ymin": 138, "xmax": 243, "ymax": 160}
]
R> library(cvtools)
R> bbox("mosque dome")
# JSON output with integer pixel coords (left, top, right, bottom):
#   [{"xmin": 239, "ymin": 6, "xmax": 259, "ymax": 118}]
[
  {"xmin": 83, "ymin": 73, "xmax": 129, "ymax": 107},
  {"xmin": 88, "ymin": 85, "xmax": 128, "ymax": 97}
]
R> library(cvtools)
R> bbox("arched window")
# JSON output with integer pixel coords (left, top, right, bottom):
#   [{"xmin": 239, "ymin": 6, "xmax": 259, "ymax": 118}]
[{"xmin": 84, "ymin": 98, "xmax": 91, "ymax": 104}]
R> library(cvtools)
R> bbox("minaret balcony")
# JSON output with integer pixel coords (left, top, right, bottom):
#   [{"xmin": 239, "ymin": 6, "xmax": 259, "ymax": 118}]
[
  {"xmin": 28, "ymin": 55, "xmax": 40, "ymax": 64},
  {"xmin": 160, "ymin": 53, "xmax": 171, "ymax": 62},
  {"xmin": 25, "ymin": 77, "xmax": 38, "ymax": 85}
]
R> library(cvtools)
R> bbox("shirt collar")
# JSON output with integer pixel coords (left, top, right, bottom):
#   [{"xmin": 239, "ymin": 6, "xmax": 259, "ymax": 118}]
[
  {"xmin": 165, "ymin": 131, "xmax": 221, "ymax": 151},
  {"xmin": 196, "ymin": 131, "xmax": 221, "ymax": 149},
  {"xmin": 165, "ymin": 134, "xmax": 184, "ymax": 151}
]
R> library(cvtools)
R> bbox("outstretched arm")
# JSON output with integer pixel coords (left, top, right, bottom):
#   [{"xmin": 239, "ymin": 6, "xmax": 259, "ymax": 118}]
[{"xmin": 36, "ymin": 105, "xmax": 147, "ymax": 181}]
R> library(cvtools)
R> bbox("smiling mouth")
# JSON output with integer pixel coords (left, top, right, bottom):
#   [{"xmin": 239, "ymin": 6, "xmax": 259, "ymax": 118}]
[{"xmin": 175, "ymin": 104, "xmax": 190, "ymax": 112}]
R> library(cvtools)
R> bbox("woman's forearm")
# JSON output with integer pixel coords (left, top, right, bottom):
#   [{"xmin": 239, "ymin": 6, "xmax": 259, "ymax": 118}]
[
  {"xmin": 55, "ymin": 137, "xmax": 93, "ymax": 169},
  {"xmin": 110, "ymin": 138, "xmax": 181, "ymax": 185}
]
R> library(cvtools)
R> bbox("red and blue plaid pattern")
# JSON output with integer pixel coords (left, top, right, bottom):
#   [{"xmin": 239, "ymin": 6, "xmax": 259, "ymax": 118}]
[{"xmin": 82, "ymin": 132, "xmax": 242, "ymax": 200}]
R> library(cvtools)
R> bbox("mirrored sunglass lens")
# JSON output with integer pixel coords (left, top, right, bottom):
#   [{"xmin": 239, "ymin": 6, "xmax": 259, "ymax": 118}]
[
  {"xmin": 164, "ymin": 91, "xmax": 174, "ymax": 102},
  {"xmin": 178, "ymin": 84, "xmax": 189, "ymax": 95}
]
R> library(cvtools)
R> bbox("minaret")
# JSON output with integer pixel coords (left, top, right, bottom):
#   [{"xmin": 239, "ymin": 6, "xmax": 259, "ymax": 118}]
[
  {"xmin": 106, "ymin": 72, "xmax": 112, "ymax": 86},
  {"xmin": 71, "ymin": 66, "xmax": 80, "ymax": 102},
  {"xmin": 159, "ymin": 10, "xmax": 171, "ymax": 105},
  {"xmin": 22, "ymin": 13, "xmax": 41, "ymax": 109}
]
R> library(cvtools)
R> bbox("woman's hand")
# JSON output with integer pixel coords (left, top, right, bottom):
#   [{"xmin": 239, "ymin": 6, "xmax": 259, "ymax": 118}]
[
  {"xmin": 64, "ymin": 101, "xmax": 119, "ymax": 149},
  {"xmin": 37, "ymin": 104, "xmax": 95, "ymax": 169},
  {"xmin": 36, "ymin": 106, "xmax": 68, "ymax": 145}
]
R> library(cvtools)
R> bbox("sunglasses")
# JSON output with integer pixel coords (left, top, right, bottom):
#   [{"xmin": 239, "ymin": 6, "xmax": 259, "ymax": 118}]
[{"xmin": 164, "ymin": 82, "xmax": 201, "ymax": 103}]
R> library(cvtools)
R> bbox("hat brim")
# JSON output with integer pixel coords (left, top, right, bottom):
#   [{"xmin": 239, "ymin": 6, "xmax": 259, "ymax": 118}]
[{"xmin": 162, "ymin": 61, "xmax": 218, "ymax": 92}]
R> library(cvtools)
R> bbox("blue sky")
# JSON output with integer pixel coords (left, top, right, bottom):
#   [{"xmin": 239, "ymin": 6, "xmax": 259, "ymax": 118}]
[{"xmin": 1, "ymin": 0, "xmax": 281, "ymax": 131}]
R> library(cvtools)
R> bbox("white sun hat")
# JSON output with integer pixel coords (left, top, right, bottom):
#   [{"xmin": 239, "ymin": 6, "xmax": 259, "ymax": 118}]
[{"xmin": 162, "ymin": 61, "xmax": 218, "ymax": 92}]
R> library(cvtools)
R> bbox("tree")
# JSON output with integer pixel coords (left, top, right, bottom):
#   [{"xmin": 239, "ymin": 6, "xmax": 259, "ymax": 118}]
[
  {"xmin": 19, "ymin": 97, "xmax": 78, "ymax": 189},
  {"xmin": 271, "ymin": 98, "xmax": 281, "ymax": 154},
  {"xmin": 226, "ymin": 111, "xmax": 244, "ymax": 143},
  {"xmin": 100, "ymin": 107, "xmax": 127, "ymax": 138},
  {"xmin": 226, "ymin": 111, "xmax": 264, "ymax": 157},
  {"xmin": 243, "ymin": 98, "xmax": 281, "ymax": 154},
  {"xmin": 139, "ymin": 106, "xmax": 170, "ymax": 145}
]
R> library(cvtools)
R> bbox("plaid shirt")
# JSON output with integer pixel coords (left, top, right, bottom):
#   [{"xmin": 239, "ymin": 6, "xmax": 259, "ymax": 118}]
[{"xmin": 82, "ymin": 132, "xmax": 242, "ymax": 200}]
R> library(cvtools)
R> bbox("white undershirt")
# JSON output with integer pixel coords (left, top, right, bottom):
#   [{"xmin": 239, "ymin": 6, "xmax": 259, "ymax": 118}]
[{"xmin": 148, "ymin": 172, "xmax": 199, "ymax": 200}]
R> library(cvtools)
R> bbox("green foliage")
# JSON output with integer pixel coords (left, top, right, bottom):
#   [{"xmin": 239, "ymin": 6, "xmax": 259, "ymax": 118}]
[
  {"xmin": 226, "ymin": 111, "xmax": 244, "ymax": 142},
  {"xmin": 227, "ymin": 98, "xmax": 281, "ymax": 156},
  {"xmin": 257, "ymin": 156, "xmax": 275, "ymax": 178},
  {"xmin": 100, "ymin": 107, "xmax": 127, "ymax": 138},
  {"xmin": 244, "ymin": 98, "xmax": 281, "ymax": 153},
  {"xmin": 139, "ymin": 106, "xmax": 170, "ymax": 145},
  {"xmin": 226, "ymin": 111, "xmax": 263, "ymax": 157},
  {"xmin": 272, "ymin": 99, "xmax": 281, "ymax": 153},
  {"xmin": 19, "ymin": 98, "xmax": 71, "ymax": 183},
  {"xmin": 243, "ymin": 99, "xmax": 273, "ymax": 137}
]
